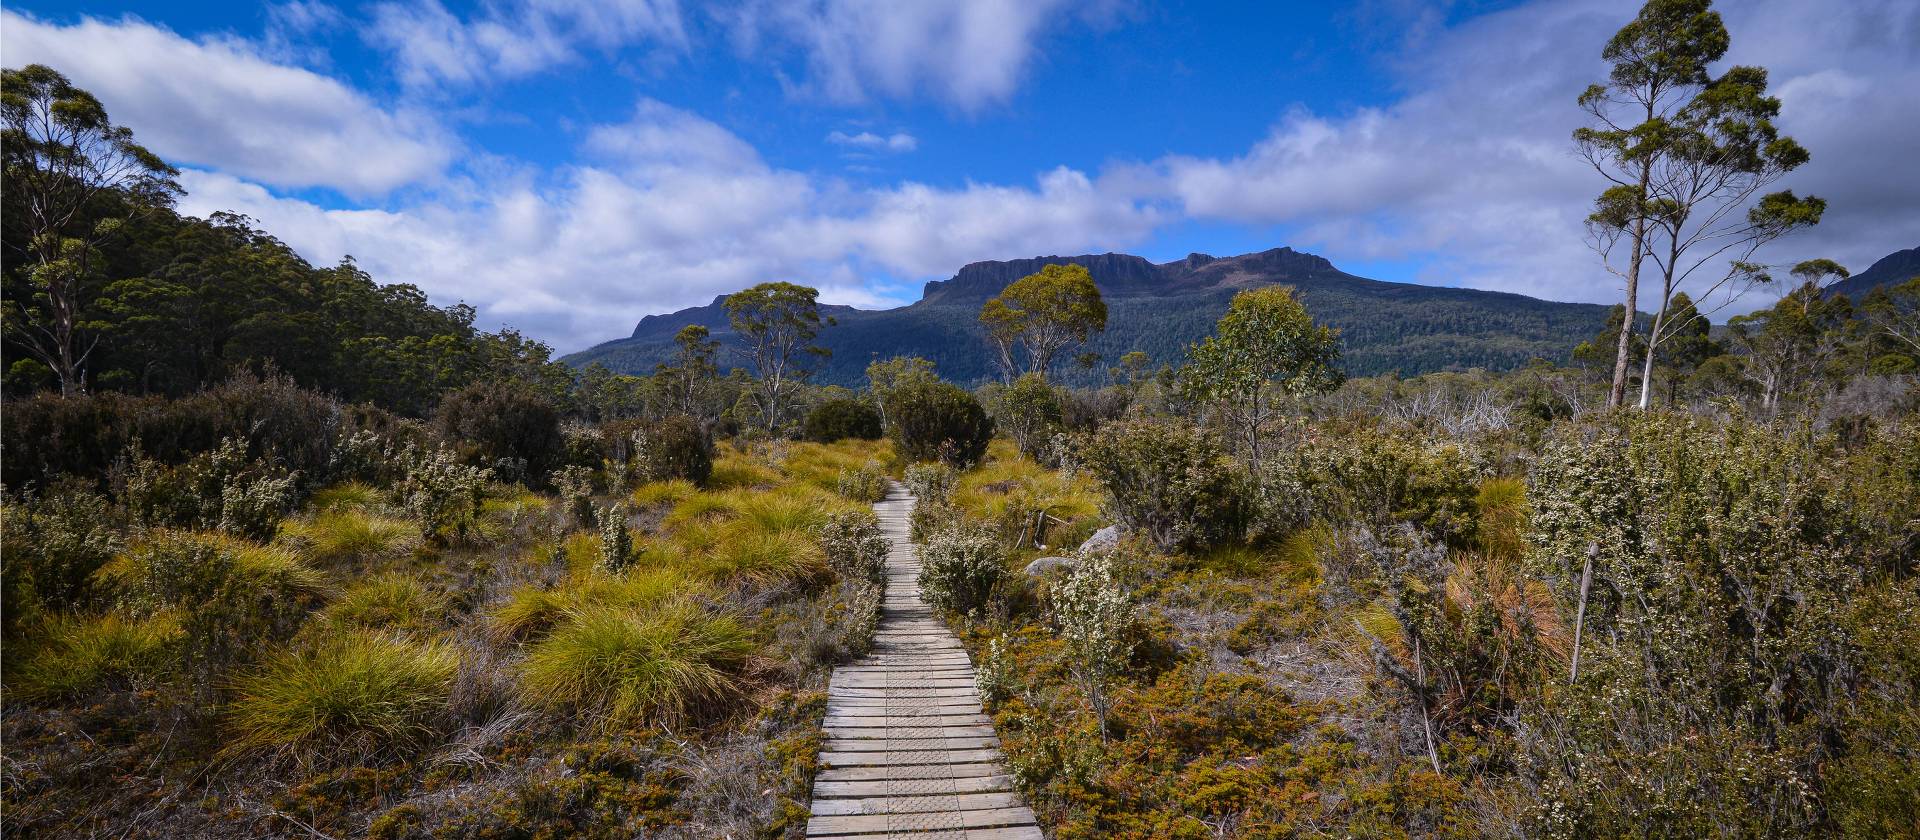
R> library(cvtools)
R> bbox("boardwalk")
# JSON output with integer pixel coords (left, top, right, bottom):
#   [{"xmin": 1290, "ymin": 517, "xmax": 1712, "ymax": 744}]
[{"xmin": 805, "ymin": 482, "xmax": 1042, "ymax": 840}]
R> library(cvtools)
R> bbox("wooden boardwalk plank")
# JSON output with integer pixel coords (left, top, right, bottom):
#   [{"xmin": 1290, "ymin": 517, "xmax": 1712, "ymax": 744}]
[{"xmin": 805, "ymin": 482, "xmax": 1039, "ymax": 838}]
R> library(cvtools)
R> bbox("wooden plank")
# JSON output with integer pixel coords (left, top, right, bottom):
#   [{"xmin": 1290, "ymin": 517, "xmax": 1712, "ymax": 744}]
[
  {"xmin": 817, "ymin": 748, "xmax": 1004, "ymax": 767},
  {"xmin": 804, "ymin": 806, "xmax": 1037, "ymax": 836},
  {"xmin": 809, "ymin": 790, "xmax": 1025, "ymax": 816},
  {"xmin": 823, "ymin": 736, "xmax": 1001, "ymax": 752},
  {"xmin": 810, "ymin": 773, "xmax": 1014, "ymax": 798}
]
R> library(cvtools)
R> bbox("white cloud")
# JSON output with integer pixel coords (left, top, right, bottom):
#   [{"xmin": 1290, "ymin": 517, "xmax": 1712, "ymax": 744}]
[
  {"xmin": 826, "ymin": 130, "xmax": 918, "ymax": 152},
  {"xmin": 1138, "ymin": 0, "xmax": 1920, "ymax": 313},
  {"xmin": 1, "ymin": 11, "xmax": 450, "ymax": 196},
  {"xmin": 365, "ymin": 0, "xmax": 687, "ymax": 88},
  {"xmin": 177, "ymin": 102, "xmax": 1158, "ymax": 351},
  {"xmin": 726, "ymin": 0, "xmax": 1120, "ymax": 110}
]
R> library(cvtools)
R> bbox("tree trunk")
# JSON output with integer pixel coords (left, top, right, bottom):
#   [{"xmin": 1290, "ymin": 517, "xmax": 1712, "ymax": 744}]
[
  {"xmin": 1636, "ymin": 300, "xmax": 1668, "ymax": 410},
  {"xmin": 1608, "ymin": 160, "xmax": 1653, "ymax": 409}
]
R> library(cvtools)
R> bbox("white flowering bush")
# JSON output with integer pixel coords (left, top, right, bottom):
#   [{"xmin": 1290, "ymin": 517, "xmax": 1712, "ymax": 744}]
[
  {"xmin": 597, "ymin": 502, "xmax": 634, "ymax": 573},
  {"xmin": 1050, "ymin": 550, "xmax": 1133, "ymax": 737},
  {"xmin": 835, "ymin": 460, "xmax": 888, "ymax": 504},
  {"xmin": 977, "ymin": 634, "xmax": 1017, "ymax": 707},
  {"xmin": 917, "ymin": 523, "xmax": 1005, "ymax": 618},
  {"xmin": 818, "ymin": 512, "xmax": 887, "ymax": 585},
  {"xmin": 903, "ymin": 461, "xmax": 956, "ymax": 505},
  {"xmin": 400, "ymin": 447, "xmax": 492, "ymax": 542},
  {"xmin": 548, "ymin": 465, "xmax": 597, "ymax": 529}
]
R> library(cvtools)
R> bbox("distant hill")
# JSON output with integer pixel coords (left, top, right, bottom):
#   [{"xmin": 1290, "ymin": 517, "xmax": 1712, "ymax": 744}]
[
  {"xmin": 1827, "ymin": 247, "xmax": 1920, "ymax": 300},
  {"xmin": 564, "ymin": 247, "xmax": 1613, "ymax": 386}
]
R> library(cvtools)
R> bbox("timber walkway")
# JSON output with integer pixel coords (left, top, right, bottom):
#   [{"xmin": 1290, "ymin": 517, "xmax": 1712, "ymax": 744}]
[{"xmin": 804, "ymin": 482, "xmax": 1042, "ymax": 839}]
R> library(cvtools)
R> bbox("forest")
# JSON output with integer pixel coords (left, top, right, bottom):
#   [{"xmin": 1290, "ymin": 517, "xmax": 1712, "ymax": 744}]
[{"xmin": 5, "ymin": 1, "xmax": 1920, "ymax": 837}]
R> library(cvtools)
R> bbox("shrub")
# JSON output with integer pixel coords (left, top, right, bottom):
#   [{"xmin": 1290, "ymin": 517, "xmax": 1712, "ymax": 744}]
[
  {"xmin": 399, "ymin": 447, "xmax": 492, "ymax": 542},
  {"xmin": 1051, "ymin": 550, "xmax": 1134, "ymax": 736},
  {"xmin": 598, "ymin": 503, "xmax": 635, "ymax": 573},
  {"xmin": 117, "ymin": 436, "xmax": 298, "ymax": 540},
  {"xmin": 1294, "ymin": 427, "xmax": 1483, "ymax": 546},
  {"xmin": 218, "ymin": 471, "xmax": 298, "ymax": 541},
  {"xmin": 837, "ymin": 581, "xmax": 882, "ymax": 659},
  {"xmin": 885, "ymin": 380, "xmax": 993, "ymax": 468},
  {"xmin": 903, "ymin": 461, "xmax": 957, "ymax": 505},
  {"xmin": 96, "ymin": 532, "xmax": 332, "ymax": 678},
  {"xmin": 433, "ymin": 381, "xmax": 565, "ymax": 485},
  {"xmin": 1078, "ymin": 420, "xmax": 1250, "ymax": 552},
  {"xmin": 518, "ymin": 601, "xmax": 755, "ymax": 727},
  {"xmin": 0, "ymin": 487, "xmax": 119, "ymax": 638},
  {"xmin": 612, "ymin": 415, "xmax": 713, "ymax": 486},
  {"xmin": 818, "ymin": 511, "xmax": 888, "ymax": 585},
  {"xmin": 1, "ymin": 372, "xmax": 340, "ymax": 491},
  {"xmin": 224, "ymin": 630, "xmax": 457, "ymax": 765},
  {"xmin": 985, "ymin": 373, "xmax": 1064, "ymax": 463},
  {"xmin": 6, "ymin": 612, "xmax": 181, "ymax": 701},
  {"xmin": 918, "ymin": 523, "xmax": 1006, "ymax": 617},
  {"xmin": 803, "ymin": 398, "xmax": 882, "ymax": 442},
  {"xmin": 835, "ymin": 460, "xmax": 888, "ymax": 503}
]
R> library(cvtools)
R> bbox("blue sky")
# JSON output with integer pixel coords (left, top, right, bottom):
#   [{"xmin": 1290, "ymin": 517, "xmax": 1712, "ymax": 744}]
[{"xmin": 5, "ymin": 0, "xmax": 1915, "ymax": 352}]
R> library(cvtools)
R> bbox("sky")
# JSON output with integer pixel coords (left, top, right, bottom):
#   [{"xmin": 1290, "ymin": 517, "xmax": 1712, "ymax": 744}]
[{"xmin": 4, "ymin": 0, "xmax": 1916, "ymax": 354}]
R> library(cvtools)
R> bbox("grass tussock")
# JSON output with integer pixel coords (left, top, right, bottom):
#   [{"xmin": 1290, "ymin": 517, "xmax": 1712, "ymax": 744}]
[
  {"xmin": 631, "ymin": 478, "xmax": 697, "ymax": 509},
  {"xmin": 517, "ymin": 601, "xmax": 755, "ymax": 727},
  {"xmin": 321, "ymin": 574, "xmax": 449, "ymax": 635},
  {"xmin": 308, "ymin": 481, "xmax": 382, "ymax": 513},
  {"xmin": 491, "ymin": 569, "xmax": 698, "ymax": 641},
  {"xmin": 6, "ymin": 612, "xmax": 182, "ymax": 700},
  {"xmin": 279, "ymin": 509, "xmax": 420, "ymax": 566},
  {"xmin": 706, "ymin": 452, "xmax": 780, "ymax": 490},
  {"xmin": 223, "ymin": 630, "xmax": 457, "ymax": 764}
]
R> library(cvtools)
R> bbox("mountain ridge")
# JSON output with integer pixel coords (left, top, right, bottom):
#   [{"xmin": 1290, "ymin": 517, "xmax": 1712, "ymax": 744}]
[{"xmin": 571, "ymin": 246, "xmax": 1616, "ymax": 386}]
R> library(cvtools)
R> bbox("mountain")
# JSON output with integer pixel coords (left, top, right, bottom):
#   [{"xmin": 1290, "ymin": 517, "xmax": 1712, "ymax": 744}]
[
  {"xmin": 564, "ymin": 247, "xmax": 1613, "ymax": 386},
  {"xmin": 1826, "ymin": 247, "xmax": 1920, "ymax": 300}
]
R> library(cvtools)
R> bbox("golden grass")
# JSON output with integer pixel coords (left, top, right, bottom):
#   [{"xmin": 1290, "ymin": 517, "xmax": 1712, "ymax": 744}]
[
  {"xmin": 491, "ymin": 569, "xmax": 700, "ymax": 641},
  {"xmin": 321, "ymin": 574, "xmax": 449, "ymax": 635},
  {"xmin": 517, "ymin": 600, "xmax": 755, "ymax": 727},
  {"xmin": 223, "ymin": 629, "xmax": 457, "ymax": 763},
  {"xmin": 278, "ymin": 509, "xmax": 420, "ymax": 567},
  {"xmin": 308, "ymin": 481, "xmax": 383, "ymax": 513},
  {"xmin": 6, "ymin": 611, "xmax": 182, "ymax": 700}
]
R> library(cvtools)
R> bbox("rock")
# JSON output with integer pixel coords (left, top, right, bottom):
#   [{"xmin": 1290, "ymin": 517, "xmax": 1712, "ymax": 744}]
[
  {"xmin": 1079, "ymin": 525, "xmax": 1121, "ymax": 554},
  {"xmin": 1024, "ymin": 556, "xmax": 1078, "ymax": 578}
]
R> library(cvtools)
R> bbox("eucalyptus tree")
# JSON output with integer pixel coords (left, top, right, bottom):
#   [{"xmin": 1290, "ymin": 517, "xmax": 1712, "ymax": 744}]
[
  {"xmin": 2, "ymin": 64, "xmax": 181, "ymax": 394},
  {"xmin": 1628, "ymin": 63, "xmax": 1824, "ymax": 409},
  {"xmin": 724, "ymin": 281, "xmax": 831, "ymax": 432},
  {"xmin": 655, "ymin": 324, "xmax": 720, "ymax": 421},
  {"xmin": 1178, "ymin": 286, "xmax": 1341, "ymax": 469},
  {"xmin": 1576, "ymin": 0, "xmax": 1728, "ymax": 408},
  {"xmin": 979, "ymin": 263, "xmax": 1107, "ymax": 382}
]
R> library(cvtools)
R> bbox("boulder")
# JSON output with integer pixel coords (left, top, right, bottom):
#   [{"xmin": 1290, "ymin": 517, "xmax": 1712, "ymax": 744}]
[
  {"xmin": 1024, "ymin": 556, "xmax": 1078, "ymax": 578},
  {"xmin": 1079, "ymin": 525, "xmax": 1121, "ymax": 554}
]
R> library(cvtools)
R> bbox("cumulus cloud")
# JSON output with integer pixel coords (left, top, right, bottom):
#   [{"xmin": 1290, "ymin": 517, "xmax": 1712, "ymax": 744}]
[
  {"xmin": 365, "ymin": 0, "xmax": 687, "ymax": 88},
  {"xmin": 1138, "ymin": 0, "xmax": 1920, "ymax": 312},
  {"xmin": 1, "ymin": 11, "xmax": 450, "ymax": 196},
  {"xmin": 827, "ymin": 130, "xmax": 918, "ymax": 152},
  {"xmin": 177, "ymin": 103, "xmax": 1158, "ymax": 350},
  {"xmin": 726, "ymin": 0, "xmax": 1122, "ymax": 110}
]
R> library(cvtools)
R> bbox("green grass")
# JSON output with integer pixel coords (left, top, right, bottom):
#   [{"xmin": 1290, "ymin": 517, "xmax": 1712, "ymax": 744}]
[
  {"xmin": 517, "ymin": 601, "xmax": 756, "ymax": 727},
  {"xmin": 308, "ymin": 481, "xmax": 382, "ymax": 513},
  {"xmin": 279, "ymin": 509, "xmax": 420, "ymax": 567},
  {"xmin": 223, "ymin": 630, "xmax": 457, "ymax": 764},
  {"xmin": 631, "ymin": 479, "xmax": 698, "ymax": 509},
  {"xmin": 322, "ymin": 574, "xmax": 449, "ymax": 635},
  {"xmin": 694, "ymin": 521, "xmax": 828, "ymax": 587},
  {"xmin": 491, "ymin": 569, "xmax": 700, "ymax": 641},
  {"xmin": 6, "ymin": 612, "xmax": 182, "ymax": 700}
]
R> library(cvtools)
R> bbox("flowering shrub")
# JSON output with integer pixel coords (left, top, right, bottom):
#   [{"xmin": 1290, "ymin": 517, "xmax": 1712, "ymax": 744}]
[
  {"xmin": 597, "ymin": 503, "xmax": 634, "ymax": 573},
  {"xmin": 835, "ymin": 460, "xmax": 888, "ymax": 504},
  {"xmin": 918, "ymin": 523, "xmax": 1006, "ymax": 618},
  {"xmin": 1050, "ymin": 551, "xmax": 1133, "ymax": 736},
  {"xmin": 400, "ymin": 447, "xmax": 492, "ymax": 542},
  {"xmin": 818, "ymin": 511, "xmax": 887, "ymax": 586}
]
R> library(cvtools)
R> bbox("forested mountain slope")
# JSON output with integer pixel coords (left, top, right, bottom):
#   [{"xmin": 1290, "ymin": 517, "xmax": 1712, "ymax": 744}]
[{"xmin": 565, "ymin": 247, "xmax": 1613, "ymax": 385}]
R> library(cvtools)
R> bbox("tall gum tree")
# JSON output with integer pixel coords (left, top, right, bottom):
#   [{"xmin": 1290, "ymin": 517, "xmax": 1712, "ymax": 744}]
[
  {"xmin": 2, "ymin": 64, "xmax": 181, "ymax": 395},
  {"xmin": 724, "ymin": 281, "xmax": 830, "ymax": 432},
  {"xmin": 1631, "ymin": 62, "xmax": 1824, "ymax": 409},
  {"xmin": 979, "ymin": 263, "xmax": 1107, "ymax": 382},
  {"xmin": 1576, "ymin": 0, "xmax": 1726, "ymax": 409}
]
